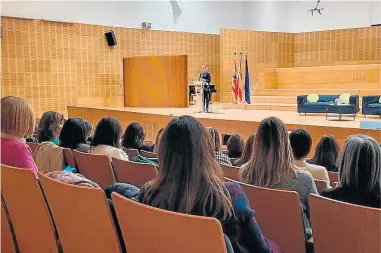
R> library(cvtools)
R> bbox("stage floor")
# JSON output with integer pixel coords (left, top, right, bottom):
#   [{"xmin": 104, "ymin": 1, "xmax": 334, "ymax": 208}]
[
  {"xmin": 75, "ymin": 105, "xmax": 380, "ymax": 130},
  {"xmin": 68, "ymin": 105, "xmax": 381, "ymax": 152}
]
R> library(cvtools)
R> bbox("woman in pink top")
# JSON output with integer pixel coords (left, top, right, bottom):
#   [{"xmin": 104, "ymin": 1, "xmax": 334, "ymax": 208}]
[{"xmin": 1, "ymin": 96, "xmax": 38, "ymax": 177}]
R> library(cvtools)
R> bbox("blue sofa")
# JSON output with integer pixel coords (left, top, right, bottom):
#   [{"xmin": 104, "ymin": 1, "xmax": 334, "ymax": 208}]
[
  {"xmin": 362, "ymin": 95, "xmax": 381, "ymax": 117},
  {"xmin": 297, "ymin": 95, "xmax": 359, "ymax": 114}
]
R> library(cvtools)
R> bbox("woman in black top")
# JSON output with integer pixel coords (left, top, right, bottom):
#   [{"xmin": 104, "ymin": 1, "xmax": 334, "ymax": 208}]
[
  {"xmin": 321, "ymin": 135, "xmax": 381, "ymax": 208},
  {"xmin": 121, "ymin": 122, "xmax": 153, "ymax": 152}
]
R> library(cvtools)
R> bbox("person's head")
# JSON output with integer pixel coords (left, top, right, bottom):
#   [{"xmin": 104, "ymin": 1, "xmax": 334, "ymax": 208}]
[
  {"xmin": 84, "ymin": 120, "xmax": 93, "ymax": 138},
  {"xmin": 312, "ymin": 135, "xmax": 340, "ymax": 169},
  {"xmin": 201, "ymin": 65, "xmax": 207, "ymax": 73},
  {"xmin": 208, "ymin": 127, "xmax": 221, "ymax": 152},
  {"xmin": 121, "ymin": 122, "xmax": 145, "ymax": 149},
  {"xmin": 59, "ymin": 118, "xmax": 88, "ymax": 149},
  {"xmin": 239, "ymin": 117, "xmax": 296, "ymax": 187},
  {"xmin": 37, "ymin": 111, "xmax": 64, "ymax": 142},
  {"xmin": 141, "ymin": 116, "xmax": 232, "ymax": 219},
  {"xmin": 1, "ymin": 96, "xmax": 35, "ymax": 138},
  {"xmin": 227, "ymin": 134, "xmax": 244, "ymax": 158},
  {"xmin": 289, "ymin": 129, "xmax": 312, "ymax": 160},
  {"xmin": 91, "ymin": 117, "xmax": 122, "ymax": 148},
  {"xmin": 339, "ymin": 135, "xmax": 380, "ymax": 192},
  {"xmin": 153, "ymin": 128, "xmax": 164, "ymax": 153},
  {"xmin": 235, "ymin": 133, "xmax": 256, "ymax": 166}
]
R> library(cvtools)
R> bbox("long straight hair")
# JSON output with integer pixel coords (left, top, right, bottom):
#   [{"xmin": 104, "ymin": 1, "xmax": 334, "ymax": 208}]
[
  {"xmin": 141, "ymin": 116, "xmax": 233, "ymax": 220},
  {"xmin": 91, "ymin": 117, "xmax": 122, "ymax": 148},
  {"xmin": 311, "ymin": 135, "xmax": 340, "ymax": 170},
  {"xmin": 239, "ymin": 117, "xmax": 297, "ymax": 187},
  {"xmin": 339, "ymin": 135, "xmax": 381, "ymax": 193},
  {"xmin": 208, "ymin": 127, "xmax": 221, "ymax": 152}
]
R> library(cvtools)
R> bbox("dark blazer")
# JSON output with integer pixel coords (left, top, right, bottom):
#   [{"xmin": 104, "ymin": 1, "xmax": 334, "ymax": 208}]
[
  {"xmin": 321, "ymin": 186, "xmax": 381, "ymax": 208},
  {"xmin": 138, "ymin": 182, "xmax": 280, "ymax": 253}
]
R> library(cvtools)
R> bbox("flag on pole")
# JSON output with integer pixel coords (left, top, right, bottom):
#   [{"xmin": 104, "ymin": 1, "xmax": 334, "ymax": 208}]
[{"xmin": 244, "ymin": 55, "xmax": 251, "ymax": 104}]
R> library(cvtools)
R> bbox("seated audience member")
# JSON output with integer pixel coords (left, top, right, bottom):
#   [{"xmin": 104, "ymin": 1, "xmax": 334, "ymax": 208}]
[
  {"xmin": 239, "ymin": 117, "xmax": 317, "ymax": 238},
  {"xmin": 227, "ymin": 134, "xmax": 244, "ymax": 159},
  {"xmin": 321, "ymin": 135, "xmax": 381, "ymax": 208},
  {"xmin": 208, "ymin": 127, "xmax": 232, "ymax": 165},
  {"xmin": 233, "ymin": 133, "xmax": 255, "ymax": 167},
  {"xmin": 90, "ymin": 117, "xmax": 129, "ymax": 161},
  {"xmin": 1, "ymin": 96, "xmax": 38, "ymax": 177},
  {"xmin": 290, "ymin": 129, "xmax": 330, "ymax": 188},
  {"xmin": 122, "ymin": 122, "xmax": 153, "ymax": 152},
  {"xmin": 139, "ymin": 116, "xmax": 280, "ymax": 253},
  {"xmin": 84, "ymin": 120, "xmax": 94, "ymax": 143},
  {"xmin": 60, "ymin": 118, "xmax": 90, "ymax": 153},
  {"xmin": 308, "ymin": 135, "xmax": 340, "ymax": 172},
  {"xmin": 36, "ymin": 111, "xmax": 64, "ymax": 145},
  {"xmin": 153, "ymin": 128, "xmax": 164, "ymax": 154}
]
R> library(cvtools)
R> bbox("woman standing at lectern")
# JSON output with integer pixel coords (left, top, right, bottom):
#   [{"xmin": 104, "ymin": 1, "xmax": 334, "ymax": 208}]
[{"xmin": 200, "ymin": 65, "xmax": 211, "ymax": 112}]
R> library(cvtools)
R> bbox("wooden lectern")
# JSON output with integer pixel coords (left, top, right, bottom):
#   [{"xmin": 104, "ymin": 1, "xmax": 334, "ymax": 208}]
[{"xmin": 192, "ymin": 81, "xmax": 204, "ymax": 113}]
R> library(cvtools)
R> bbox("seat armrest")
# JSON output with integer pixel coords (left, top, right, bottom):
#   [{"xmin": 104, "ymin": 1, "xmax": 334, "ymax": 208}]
[{"xmin": 349, "ymin": 95, "xmax": 359, "ymax": 113}]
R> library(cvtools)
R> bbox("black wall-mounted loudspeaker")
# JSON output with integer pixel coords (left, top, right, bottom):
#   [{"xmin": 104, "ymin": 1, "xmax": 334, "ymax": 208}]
[{"xmin": 105, "ymin": 30, "xmax": 117, "ymax": 46}]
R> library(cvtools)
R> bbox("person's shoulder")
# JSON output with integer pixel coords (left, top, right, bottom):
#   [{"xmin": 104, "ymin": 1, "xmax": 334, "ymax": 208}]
[
  {"xmin": 321, "ymin": 186, "xmax": 346, "ymax": 199},
  {"xmin": 307, "ymin": 163, "xmax": 327, "ymax": 172},
  {"xmin": 295, "ymin": 168, "xmax": 314, "ymax": 179}
]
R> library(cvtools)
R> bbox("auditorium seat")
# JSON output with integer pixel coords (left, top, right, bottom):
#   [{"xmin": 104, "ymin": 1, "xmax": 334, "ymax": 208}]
[
  {"xmin": 112, "ymin": 158, "xmax": 157, "ymax": 187},
  {"xmin": 328, "ymin": 171, "xmax": 339, "ymax": 187},
  {"xmin": 111, "ymin": 192, "xmax": 227, "ymax": 253},
  {"xmin": 1, "ymin": 164, "xmax": 59, "ymax": 253},
  {"xmin": 72, "ymin": 150, "xmax": 116, "ymax": 189},
  {"xmin": 124, "ymin": 148, "xmax": 139, "ymax": 158},
  {"xmin": 140, "ymin": 150, "xmax": 158, "ymax": 158},
  {"xmin": 226, "ymin": 178, "xmax": 305, "ymax": 253},
  {"xmin": 314, "ymin": 179, "xmax": 328, "ymax": 194},
  {"xmin": 63, "ymin": 148, "xmax": 76, "ymax": 168},
  {"xmin": 1, "ymin": 200, "xmax": 16, "ymax": 253},
  {"xmin": 39, "ymin": 173, "xmax": 123, "ymax": 253},
  {"xmin": 26, "ymin": 142, "xmax": 39, "ymax": 157},
  {"xmin": 309, "ymin": 194, "xmax": 381, "ymax": 253},
  {"xmin": 221, "ymin": 164, "xmax": 239, "ymax": 181}
]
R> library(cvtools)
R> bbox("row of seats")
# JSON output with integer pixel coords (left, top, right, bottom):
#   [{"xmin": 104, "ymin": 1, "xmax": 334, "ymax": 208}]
[{"xmin": 2, "ymin": 163, "xmax": 381, "ymax": 253}]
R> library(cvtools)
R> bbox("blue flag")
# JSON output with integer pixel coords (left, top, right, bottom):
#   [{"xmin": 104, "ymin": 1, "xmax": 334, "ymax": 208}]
[{"xmin": 244, "ymin": 55, "xmax": 250, "ymax": 104}]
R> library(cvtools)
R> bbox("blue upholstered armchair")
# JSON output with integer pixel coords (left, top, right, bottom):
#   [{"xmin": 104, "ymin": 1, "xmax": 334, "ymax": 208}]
[
  {"xmin": 362, "ymin": 96, "xmax": 381, "ymax": 117},
  {"xmin": 297, "ymin": 95, "xmax": 360, "ymax": 114}
]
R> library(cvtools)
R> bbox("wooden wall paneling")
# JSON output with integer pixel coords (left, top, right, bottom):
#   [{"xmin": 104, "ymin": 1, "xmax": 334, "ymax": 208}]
[{"xmin": 123, "ymin": 55, "xmax": 187, "ymax": 108}]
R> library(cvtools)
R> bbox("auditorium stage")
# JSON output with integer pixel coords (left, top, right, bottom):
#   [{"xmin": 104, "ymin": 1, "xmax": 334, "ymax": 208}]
[{"xmin": 67, "ymin": 105, "xmax": 381, "ymax": 152}]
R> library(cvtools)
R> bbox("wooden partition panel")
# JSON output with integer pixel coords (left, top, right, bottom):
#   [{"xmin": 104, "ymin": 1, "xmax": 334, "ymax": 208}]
[{"xmin": 124, "ymin": 55, "xmax": 187, "ymax": 108}]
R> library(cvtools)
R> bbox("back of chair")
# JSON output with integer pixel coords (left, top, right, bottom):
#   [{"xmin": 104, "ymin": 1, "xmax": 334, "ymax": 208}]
[
  {"xmin": 309, "ymin": 194, "xmax": 381, "ymax": 253},
  {"xmin": 237, "ymin": 180, "xmax": 305, "ymax": 253},
  {"xmin": 314, "ymin": 179, "xmax": 328, "ymax": 194},
  {"xmin": 1, "ymin": 200, "xmax": 16, "ymax": 253},
  {"xmin": 328, "ymin": 171, "xmax": 339, "ymax": 187},
  {"xmin": 124, "ymin": 148, "xmax": 139, "ymax": 158},
  {"xmin": 26, "ymin": 142, "xmax": 39, "ymax": 157},
  {"xmin": 63, "ymin": 148, "xmax": 76, "ymax": 168},
  {"xmin": 111, "ymin": 193, "xmax": 227, "ymax": 253},
  {"xmin": 1, "ymin": 164, "xmax": 59, "ymax": 253},
  {"xmin": 140, "ymin": 150, "xmax": 158, "ymax": 158},
  {"xmin": 72, "ymin": 150, "xmax": 116, "ymax": 189},
  {"xmin": 112, "ymin": 158, "xmax": 157, "ymax": 187},
  {"xmin": 221, "ymin": 164, "xmax": 239, "ymax": 181},
  {"xmin": 39, "ymin": 173, "xmax": 122, "ymax": 253}
]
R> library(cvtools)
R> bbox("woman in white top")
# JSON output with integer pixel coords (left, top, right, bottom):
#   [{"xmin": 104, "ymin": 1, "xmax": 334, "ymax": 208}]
[{"xmin": 90, "ymin": 117, "xmax": 129, "ymax": 161}]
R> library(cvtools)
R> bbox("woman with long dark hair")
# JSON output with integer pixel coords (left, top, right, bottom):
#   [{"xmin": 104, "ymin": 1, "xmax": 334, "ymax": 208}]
[
  {"xmin": 139, "ymin": 116, "xmax": 280, "ymax": 253},
  {"xmin": 308, "ymin": 135, "xmax": 340, "ymax": 172},
  {"xmin": 59, "ymin": 118, "xmax": 90, "ymax": 153},
  {"xmin": 90, "ymin": 117, "xmax": 129, "ymax": 161},
  {"xmin": 121, "ymin": 122, "xmax": 153, "ymax": 152},
  {"xmin": 233, "ymin": 133, "xmax": 255, "ymax": 167}
]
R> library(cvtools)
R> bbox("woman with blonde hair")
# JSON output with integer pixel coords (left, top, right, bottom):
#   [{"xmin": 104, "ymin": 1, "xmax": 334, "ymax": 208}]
[
  {"xmin": 239, "ymin": 117, "xmax": 317, "ymax": 238},
  {"xmin": 1, "ymin": 96, "xmax": 38, "ymax": 177},
  {"xmin": 139, "ymin": 116, "xmax": 280, "ymax": 253},
  {"xmin": 208, "ymin": 127, "xmax": 231, "ymax": 165},
  {"xmin": 322, "ymin": 135, "xmax": 381, "ymax": 208}
]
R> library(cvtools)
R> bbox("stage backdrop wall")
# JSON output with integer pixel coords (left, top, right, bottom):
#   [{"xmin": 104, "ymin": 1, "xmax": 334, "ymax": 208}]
[
  {"xmin": 220, "ymin": 26, "xmax": 381, "ymax": 102},
  {"xmin": 1, "ymin": 16, "xmax": 220, "ymax": 117}
]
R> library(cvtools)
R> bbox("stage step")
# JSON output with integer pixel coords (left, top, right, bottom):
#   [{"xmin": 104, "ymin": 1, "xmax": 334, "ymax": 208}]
[{"xmin": 254, "ymin": 89, "xmax": 380, "ymax": 97}]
